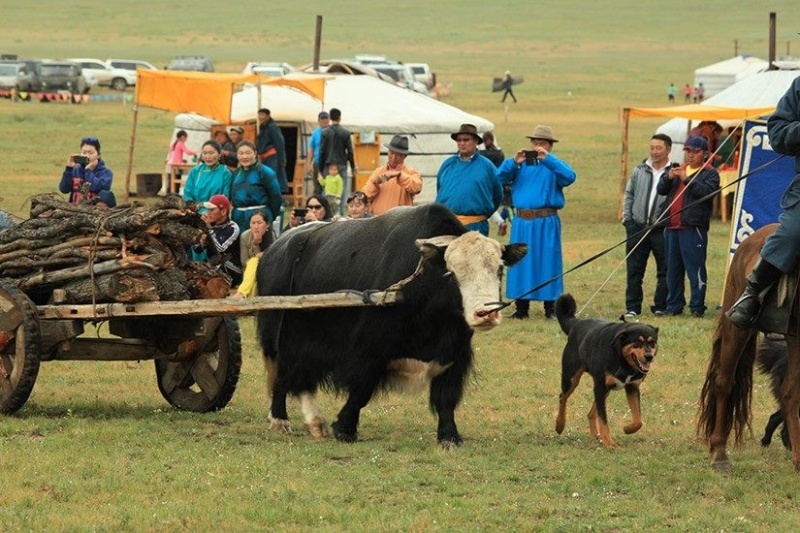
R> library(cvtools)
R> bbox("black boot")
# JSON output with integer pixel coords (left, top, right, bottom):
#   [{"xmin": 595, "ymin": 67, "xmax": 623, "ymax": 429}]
[
  {"xmin": 544, "ymin": 300, "xmax": 556, "ymax": 320},
  {"xmin": 725, "ymin": 258, "xmax": 783, "ymax": 329},
  {"xmin": 511, "ymin": 299, "xmax": 529, "ymax": 319}
]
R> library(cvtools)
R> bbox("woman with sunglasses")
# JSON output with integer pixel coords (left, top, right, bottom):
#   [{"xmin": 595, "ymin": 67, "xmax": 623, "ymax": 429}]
[
  {"xmin": 287, "ymin": 194, "xmax": 333, "ymax": 229},
  {"xmin": 230, "ymin": 140, "xmax": 283, "ymax": 233},
  {"xmin": 59, "ymin": 136, "xmax": 113, "ymax": 205}
]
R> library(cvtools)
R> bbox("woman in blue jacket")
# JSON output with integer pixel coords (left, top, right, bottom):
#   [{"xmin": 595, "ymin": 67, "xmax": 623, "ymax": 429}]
[
  {"xmin": 183, "ymin": 140, "xmax": 233, "ymax": 207},
  {"xmin": 230, "ymin": 140, "xmax": 282, "ymax": 232},
  {"xmin": 59, "ymin": 136, "xmax": 113, "ymax": 204}
]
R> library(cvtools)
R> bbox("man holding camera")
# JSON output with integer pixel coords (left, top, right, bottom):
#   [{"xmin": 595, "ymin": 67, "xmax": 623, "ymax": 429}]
[
  {"xmin": 497, "ymin": 125, "xmax": 577, "ymax": 319},
  {"xmin": 59, "ymin": 136, "xmax": 113, "ymax": 205}
]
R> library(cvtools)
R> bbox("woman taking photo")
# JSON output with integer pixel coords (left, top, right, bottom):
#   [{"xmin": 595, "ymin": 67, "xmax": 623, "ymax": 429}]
[
  {"xmin": 230, "ymin": 140, "xmax": 283, "ymax": 233},
  {"xmin": 182, "ymin": 140, "xmax": 232, "ymax": 206},
  {"xmin": 59, "ymin": 136, "xmax": 113, "ymax": 205}
]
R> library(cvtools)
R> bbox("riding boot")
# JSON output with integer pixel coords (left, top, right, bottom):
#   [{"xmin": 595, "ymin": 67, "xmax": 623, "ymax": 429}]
[
  {"xmin": 725, "ymin": 258, "xmax": 784, "ymax": 329},
  {"xmin": 511, "ymin": 299, "xmax": 529, "ymax": 319}
]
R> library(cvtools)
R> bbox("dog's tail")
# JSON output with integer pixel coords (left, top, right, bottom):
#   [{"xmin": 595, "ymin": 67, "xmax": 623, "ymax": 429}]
[
  {"xmin": 555, "ymin": 293, "xmax": 578, "ymax": 335},
  {"xmin": 756, "ymin": 335, "xmax": 787, "ymax": 402}
]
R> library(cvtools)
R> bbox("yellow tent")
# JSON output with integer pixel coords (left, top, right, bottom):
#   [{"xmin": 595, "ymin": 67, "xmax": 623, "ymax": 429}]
[{"xmin": 124, "ymin": 70, "xmax": 327, "ymax": 199}]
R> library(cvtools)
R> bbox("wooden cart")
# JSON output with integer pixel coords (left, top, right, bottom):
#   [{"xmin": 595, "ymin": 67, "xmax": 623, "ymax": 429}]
[{"xmin": 0, "ymin": 281, "xmax": 400, "ymax": 415}]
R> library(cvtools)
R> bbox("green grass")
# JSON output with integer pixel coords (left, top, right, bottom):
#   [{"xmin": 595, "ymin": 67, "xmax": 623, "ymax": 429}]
[{"xmin": 3, "ymin": 1, "xmax": 800, "ymax": 530}]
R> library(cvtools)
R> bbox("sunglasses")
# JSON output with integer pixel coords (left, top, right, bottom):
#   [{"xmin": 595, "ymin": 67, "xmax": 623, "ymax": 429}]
[
  {"xmin": 307, "ymin": 204, "xmax": 323, "ymax": 210},
  {"xmin": 348, "ymin": 192, "xmax": 367, "ymax": 202}
]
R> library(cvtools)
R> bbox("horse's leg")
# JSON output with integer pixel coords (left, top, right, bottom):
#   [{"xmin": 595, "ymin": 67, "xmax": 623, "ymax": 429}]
[
  {"xmin": 708, "ymin": 323, "xmax": 754, "ymax": 473},
  {"xmin": 781, "ymin": 335, "xmax": 800, "ymax": 470}
]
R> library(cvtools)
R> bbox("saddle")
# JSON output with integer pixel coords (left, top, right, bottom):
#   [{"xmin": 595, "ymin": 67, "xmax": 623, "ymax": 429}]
[{"xmin": 756, "ymin": 272, "xmax": 800, "ymax": 335}]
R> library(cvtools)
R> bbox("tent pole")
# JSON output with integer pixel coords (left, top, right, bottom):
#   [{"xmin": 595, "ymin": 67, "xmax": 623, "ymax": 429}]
[
  {"xmin": 619, "ymin": 108, "xmax": 630, "ymax": 219},
  {"xmin": 124, "ymin": 103, "xmax": 139, "ymax": 203}
]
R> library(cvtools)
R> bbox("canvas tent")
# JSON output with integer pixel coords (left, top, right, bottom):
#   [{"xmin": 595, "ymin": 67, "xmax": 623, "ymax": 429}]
[
  {"xmin": 693, "ymin": 55, "xmax": 768, "ymax": 98},
  {"xmin": 174, "ymin": 73, "xmax": 494, "ymax": 204}
]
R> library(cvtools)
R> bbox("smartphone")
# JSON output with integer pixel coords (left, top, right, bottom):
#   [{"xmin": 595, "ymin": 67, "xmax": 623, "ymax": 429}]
[
  {"xmin": 523, "ymin": 150, "xmax": 538, "ymax": 166},
  {"xmin": 73, "ymin": 155, "xmax": 90, "ymax": 166}
]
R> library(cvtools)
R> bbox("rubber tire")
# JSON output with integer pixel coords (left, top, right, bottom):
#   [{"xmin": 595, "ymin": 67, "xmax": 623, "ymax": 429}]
[
  {"xmin": 110, "ymin": 77, "xmax": 127, "ymax": 91},
  {"xmin": 154, "ymin": 317, "xmax": 242, "ymax": 412},
  {"xmin": 0, "ymin": 280, "xmax": 41, "ymax": 415}
]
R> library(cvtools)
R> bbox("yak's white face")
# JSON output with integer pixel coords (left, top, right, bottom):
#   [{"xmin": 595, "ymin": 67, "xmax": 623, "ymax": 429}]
[{"xmin": 417, "ymin": 233, "xmax": 527, "ymax": 331}]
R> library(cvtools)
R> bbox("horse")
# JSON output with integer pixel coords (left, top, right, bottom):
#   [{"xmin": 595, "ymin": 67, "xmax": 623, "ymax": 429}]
[{"xmin": 698, "ymin": 223, "xmax": 800, "ymax": 472}]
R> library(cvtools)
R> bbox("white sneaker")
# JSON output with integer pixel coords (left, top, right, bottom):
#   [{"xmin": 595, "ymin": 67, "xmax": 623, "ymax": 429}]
[{"xmin": 623, "ymin": 311, "xmax": 638, "ymax": 318}]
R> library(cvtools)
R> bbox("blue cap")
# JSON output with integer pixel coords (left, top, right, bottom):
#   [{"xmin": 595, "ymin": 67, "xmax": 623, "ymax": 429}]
[
  {"xmin": 96, "ymin": 190, "xmax": 116, "ymax": 208},
  {"xmin": 684, "ymin": 136, "xmax": 708, "ymax": 152}
]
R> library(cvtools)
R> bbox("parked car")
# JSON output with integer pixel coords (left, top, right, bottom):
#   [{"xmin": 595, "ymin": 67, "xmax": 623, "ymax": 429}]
[
  {"xmin": 166, "ymin": 56, "xmax": 214, "ymax": 72},
  {"xmin": 38, "ymin": 61, "xmax": 87, "ymax": 94},
  {"xmin": 407, "ymin": 62, "xmax": 434, "ymax": 89},
  {"xmin": 0, "ymin": 58, "xmax": 42, "ymax": 90},
  {"xmin": 68, "ymin": 58, "xmax": 136, "ymax": 90},
  {"xmin": 368, "ymin": 63, "xmax": 428, "ymax": 94},
  {"xmin": 241, "ymin": 61, "xmax": 295, "ymax": 77},
  {"xmin": 0, "ymin": 62, "xmax": 36, "ymax": 91},
  {"xmin": 105, "ymin": 58, "xmax": 159, "ymax": 72}
]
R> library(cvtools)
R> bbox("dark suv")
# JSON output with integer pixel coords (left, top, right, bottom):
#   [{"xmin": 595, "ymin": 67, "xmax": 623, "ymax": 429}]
[
  {"xmin": 166, "ymin": 56, "xmax": 214, "ymax": 72},
  {"xmin": 38, "ymin": 61, "xmax": 87, "ymax": 94}
]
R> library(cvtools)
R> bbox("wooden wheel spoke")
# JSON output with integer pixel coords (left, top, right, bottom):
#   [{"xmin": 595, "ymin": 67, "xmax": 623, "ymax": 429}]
[
  {"xmin": 159, "ymin": 360, "xmax": 192, "ymax": 395},
  {"xmin": 190, "ymin": 354, "xmax": 221, "ymax": 400},
  {"xmin": 0, "ymin": 307, "xmax": 23, "ymax": 336},
  {"xmin": 0, "ymin": 367, "xmax": 13, "ymax": 397}
]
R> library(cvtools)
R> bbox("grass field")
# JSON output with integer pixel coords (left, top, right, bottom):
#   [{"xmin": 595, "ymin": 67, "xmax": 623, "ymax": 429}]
[{"xmin": 3, "ymin": 1, "xmax": 800, "ymax": 530}]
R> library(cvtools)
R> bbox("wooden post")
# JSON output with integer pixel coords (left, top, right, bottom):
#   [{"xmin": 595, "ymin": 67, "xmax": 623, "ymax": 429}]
[
  {"xmin": 618, "ymin": 108, "xmax": 630, "ymax": 219},
  {"xmin": 313, "ymin": 15, "xmax": 323, "ymax": 71}
]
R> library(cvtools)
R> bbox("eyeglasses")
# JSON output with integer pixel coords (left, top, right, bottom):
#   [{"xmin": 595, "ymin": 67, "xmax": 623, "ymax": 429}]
[{"xmin": 307, "ymin": 204, "xmax": 323, "ymax": 210}]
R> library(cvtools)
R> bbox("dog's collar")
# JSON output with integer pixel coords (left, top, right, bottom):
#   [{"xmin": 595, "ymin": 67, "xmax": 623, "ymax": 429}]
[{"xmin": 614, "ymin": 365, "xmax": 645, "ymax": 384}]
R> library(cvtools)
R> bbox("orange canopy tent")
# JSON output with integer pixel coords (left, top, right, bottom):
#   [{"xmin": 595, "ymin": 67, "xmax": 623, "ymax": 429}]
[{"xmin": 124, "ymin": 70, "xmax": 326, "ymax": 199}]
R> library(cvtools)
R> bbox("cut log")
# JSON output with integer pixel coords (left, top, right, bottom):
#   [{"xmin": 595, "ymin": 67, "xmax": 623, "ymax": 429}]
[
  {"xmin": 61, "ymin": 270, "xmax": 161, "ymax": 304},
  {"xmin": 17, "ymin": 253, "xmax": 166, "ymax": 292}
]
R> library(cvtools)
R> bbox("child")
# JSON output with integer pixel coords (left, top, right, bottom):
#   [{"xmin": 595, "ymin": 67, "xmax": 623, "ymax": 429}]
[{"xmin": 318, "ymin": 163, "xmax": 344, "ymax": 215}]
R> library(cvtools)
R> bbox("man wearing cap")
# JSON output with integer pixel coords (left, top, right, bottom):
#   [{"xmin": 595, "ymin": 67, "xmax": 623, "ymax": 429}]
[
  {"xmin": 221, "ymin": 126, "xmax": 243, "ymax": 171},
  {"xmin": 435, "ymin": 124, "xmax": 502, "ymax": 236},
  {"xmin": 497, "ymin": 124, "xmax": 576, "ymax": 319},
  {"xmin": 193, "ymin": 194, "xmax": 243, "ymax": 286},
  {"xmin": 307, "ymin": 111, "xmax": 331, "ymax": 195},
  {"xmin": 361, "ymin": 135, "xmax": 422, "ymax": 216},
  {"xmin": 256, "ymin": 108, "xmax": 289, "ymax": 193},
  {"xmin": 657, "ymin": 135, "xmax": 720, "ymax": 318},
  {"xmin": 727, "ymin": 76, "xmax": 800, "ymax": 328}
]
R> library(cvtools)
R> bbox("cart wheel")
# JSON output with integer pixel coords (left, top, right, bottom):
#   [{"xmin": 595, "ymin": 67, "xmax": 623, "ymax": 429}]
[
  {"xmin": 0, "ymin": 280, "xmax": 41, "ymax": 415},
  {"xmin": 155, "ymin": 317, "xmax": 242, "ymax": 412}
]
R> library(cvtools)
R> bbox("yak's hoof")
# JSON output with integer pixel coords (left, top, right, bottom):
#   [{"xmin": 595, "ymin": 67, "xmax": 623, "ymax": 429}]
[
  {"xmin": 438, "ymin": 436, "xmax": 463, "ymax": 450},
  {"xmin": 269, "ymin": 416, "xmax": 292, "ymax": 434},
  {"xmin": 306, "ymin": 417, "xmax": 330, "ymax": 439},
  {"xmin": 332, "ymin": 422, "xmax": 357, "ymax": 443}
]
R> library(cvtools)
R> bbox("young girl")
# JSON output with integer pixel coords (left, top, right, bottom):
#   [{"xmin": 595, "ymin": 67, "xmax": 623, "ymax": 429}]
[
  {"xmin": 59, "ymin": 136, "xmax": 113, "ymax": 205},
  {"xmin": 162, "ymin": 130, "xmax": 197, "ymax": 196}
]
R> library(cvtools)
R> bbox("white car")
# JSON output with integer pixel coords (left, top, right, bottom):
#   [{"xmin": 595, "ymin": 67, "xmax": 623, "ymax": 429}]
[
  {"xmin": 67, "ymin": 58, "xmax": 137, "ymax": 90},
  {"xmin": 407, "ymin": 63, "xmax": 434, "ymax": 89},
  {"xmin": 105, "ymin": 59, "xmax": 159, "ymax": 73},
  {"xmin": 241, "ymin": 62, "xmax": 295, "ymax": 77}
]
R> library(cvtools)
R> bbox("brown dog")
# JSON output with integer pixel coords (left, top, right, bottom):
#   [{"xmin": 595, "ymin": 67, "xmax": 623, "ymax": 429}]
[{"xmin": 554, "ymin": 294, "xmax": 658, "ymax": 447}]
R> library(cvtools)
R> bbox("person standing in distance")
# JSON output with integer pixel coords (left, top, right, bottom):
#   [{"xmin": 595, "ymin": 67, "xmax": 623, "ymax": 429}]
[
  {"xmin": 622, "ymin": 133, "xmax": 674, "ymax": 318},
  {"xmin": 307, "ymin": 111, "xmax": 331, "ymax": 195},
  {"xmin": 497, "ymin": 125, "xmax": 576, "ymax": 319},
  {"xmin": 435, "ymin": 124, "xmax": 502, "ymax": 236},
  {"xmin": 319, "ymin": 108, "xmax": 357, "ymax": 215},
  {"xmin": 256, "ymin": 108, "xmax": 288, "ymax": 193}
]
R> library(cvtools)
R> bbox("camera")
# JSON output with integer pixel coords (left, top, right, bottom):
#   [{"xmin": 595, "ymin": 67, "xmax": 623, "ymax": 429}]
[
  {"xmin": 293, "ymin": 207, "xmax": 308, "ymax": 224},
  {"xmin": 73, "ymin": 155, "xmax": 90, "ymax": 166},
  {"xmin": 523, "ymin": 150, "xmax": 539, "ymax": 166}
]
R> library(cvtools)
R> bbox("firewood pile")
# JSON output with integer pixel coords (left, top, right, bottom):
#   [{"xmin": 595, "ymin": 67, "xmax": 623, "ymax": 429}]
[{"xmin": 0, "ymin": 194, "xmax": 231, "ymax": 305}]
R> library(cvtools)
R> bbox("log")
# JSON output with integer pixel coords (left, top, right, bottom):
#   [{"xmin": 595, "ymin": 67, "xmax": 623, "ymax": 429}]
[
  {"xmin": 17, "ymin": 253, "xmax": 166, "ymax": 292},
  {"xmin": 61, "ymin": 270, "xmax": 161, "ymax": 304},
  {"xmin": 0, "ymin": 236, "xmax": 121, "ymax": 264}
]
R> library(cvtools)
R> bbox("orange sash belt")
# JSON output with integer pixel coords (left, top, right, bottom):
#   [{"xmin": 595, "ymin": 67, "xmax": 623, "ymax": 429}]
[{"xmin": 455, "ymin": 214, "xmax": 488, "ymax": 226}]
